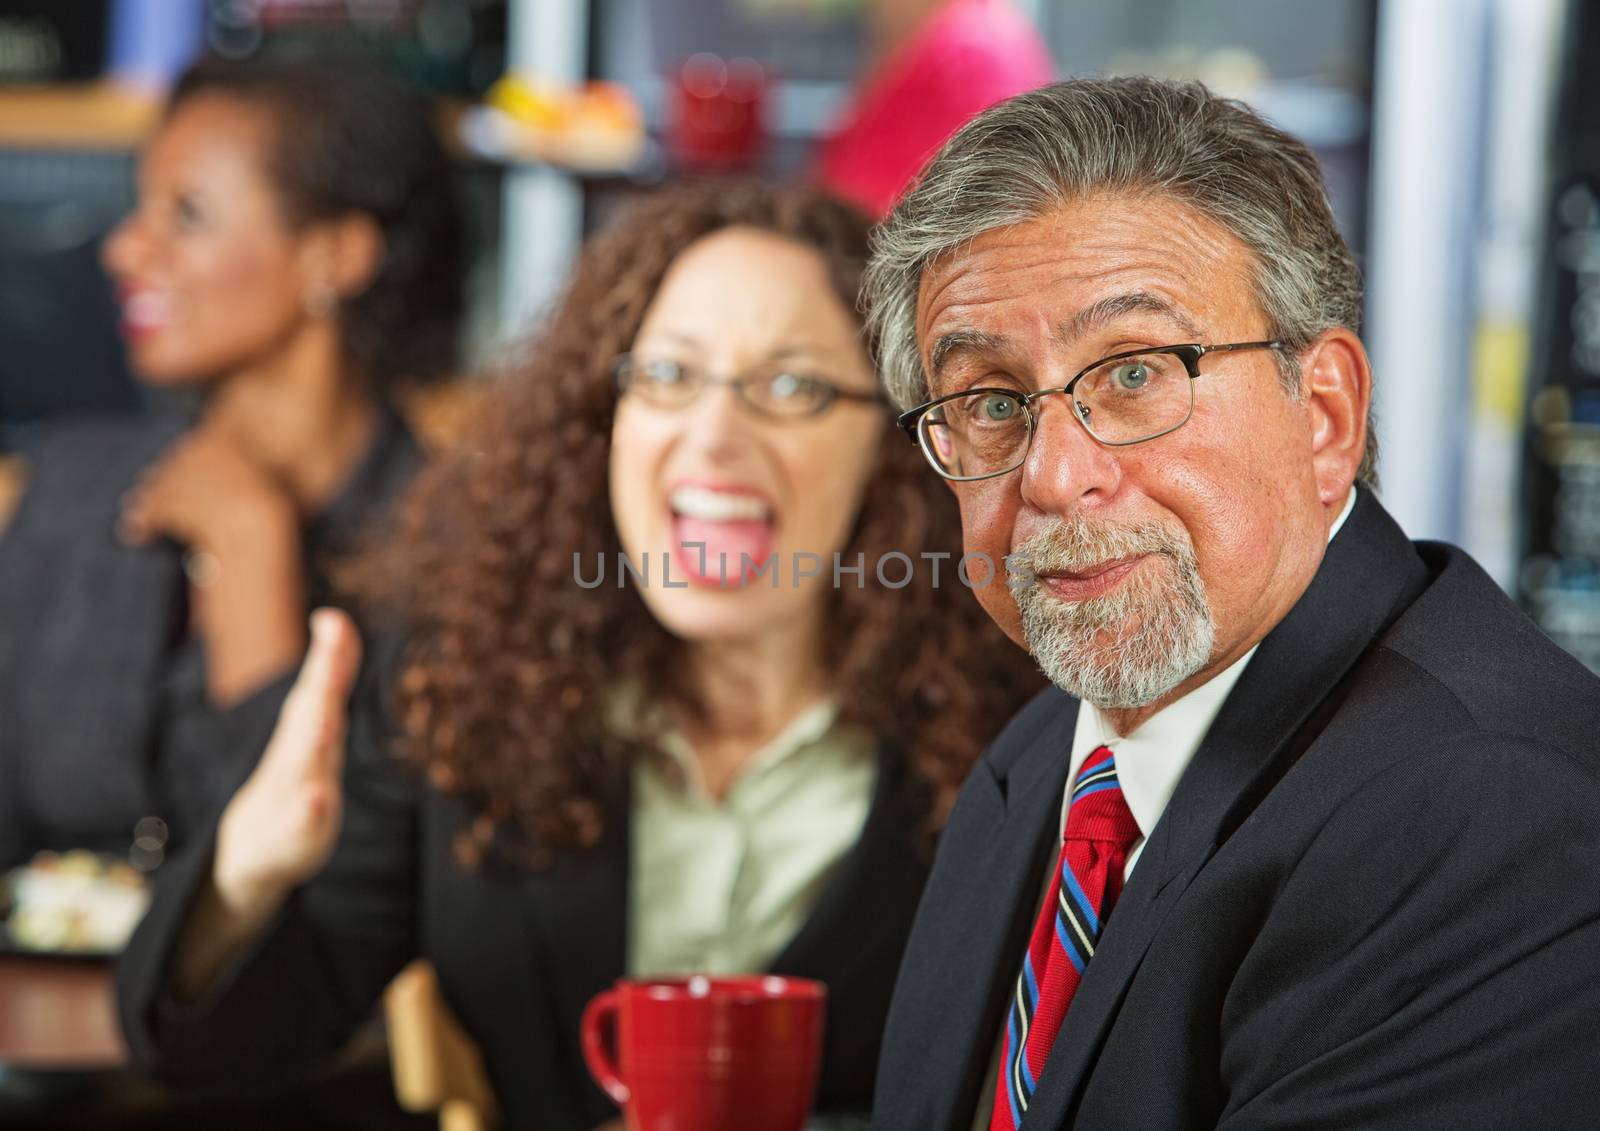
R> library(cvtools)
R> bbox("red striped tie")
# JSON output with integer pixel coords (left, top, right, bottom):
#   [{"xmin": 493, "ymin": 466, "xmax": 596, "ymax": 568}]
[{"xmin": 988, "ymin": 745, "xmax": 1141, "ymax": 1130}]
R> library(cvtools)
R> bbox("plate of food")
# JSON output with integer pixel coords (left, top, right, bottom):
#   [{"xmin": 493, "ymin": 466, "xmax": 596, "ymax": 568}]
[
  {"xmin": 0, "ymin": 850, "xmax": 151, "ymax": 959},
  {"xmin": 458, "ymin": 74, "xmax": 650, "ymax": 172}
]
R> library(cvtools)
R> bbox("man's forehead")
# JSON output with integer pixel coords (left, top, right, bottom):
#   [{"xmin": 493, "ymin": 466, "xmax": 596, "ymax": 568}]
[{"xmin": 913, "ymin": 196, "xmax": 1255, "ymax": 342}]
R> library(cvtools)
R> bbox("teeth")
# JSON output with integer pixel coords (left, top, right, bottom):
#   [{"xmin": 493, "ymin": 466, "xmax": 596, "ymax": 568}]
[
  {"xmin": 125, "ymin": 291, "xmax": 173, "ymax": 329},
  {"xmin": 670, "ymin": 485, "xmax": 771, "ymax": 522}
]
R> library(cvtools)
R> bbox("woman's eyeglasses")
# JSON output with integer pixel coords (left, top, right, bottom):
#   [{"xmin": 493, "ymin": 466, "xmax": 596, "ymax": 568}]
[{"xmin": 613, "ymin": 355, "xmax": 887, "ymax": 421}]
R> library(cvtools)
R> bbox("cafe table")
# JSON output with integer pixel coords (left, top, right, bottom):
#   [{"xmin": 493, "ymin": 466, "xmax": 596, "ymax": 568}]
[
  {"xmin": 0, "ymin": 955, "xmax": 875, "ymax": 1129},
  {"xmin": 0, "ymin": 950, "xmax": 432, "ymax": 1128},
  {"xmin": 0, "ymin": 952, "xmax": 174, "ymax": 1124},
  {"xmin": 0, "ymin": 954, "xmax": 125, "ymax": 1069}
]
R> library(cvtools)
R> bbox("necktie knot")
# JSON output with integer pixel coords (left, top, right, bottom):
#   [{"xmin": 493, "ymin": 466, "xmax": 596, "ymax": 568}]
[{"xmin": 1063, "ymin": 745, "xmax": 1140, "ymax": 848}]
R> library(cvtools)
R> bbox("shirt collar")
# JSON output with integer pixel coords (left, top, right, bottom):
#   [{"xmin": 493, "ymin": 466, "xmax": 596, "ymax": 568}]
[
  {"xmin": 610, "ymin": 685, "xmax": 843, "ymax": 799},
  {"xmin": 1063, "ymin": 487, "xmax": 1357, "ymax": 840},
  {"xmin": 1066, "ymin": 645, "xmax": 1255, "ymax": 840}
]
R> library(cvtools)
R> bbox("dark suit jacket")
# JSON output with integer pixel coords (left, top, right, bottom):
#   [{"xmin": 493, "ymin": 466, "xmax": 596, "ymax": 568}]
[
  {"xmin": 116, "ymin": 650, "xmax": 934, "ymax": 1130},
  {"xmin": 874, "ymin": 488, "xmax": 1600, "ymax": 1130},
  {"xmin": 0, "ymin": 407, "xmax": 420, "ymax": 868}
]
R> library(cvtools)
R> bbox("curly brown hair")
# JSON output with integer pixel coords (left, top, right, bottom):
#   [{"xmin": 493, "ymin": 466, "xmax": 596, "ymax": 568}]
[{"xmin": 361, "ymin": 181, "xmax": 1043, "ymax": 864}]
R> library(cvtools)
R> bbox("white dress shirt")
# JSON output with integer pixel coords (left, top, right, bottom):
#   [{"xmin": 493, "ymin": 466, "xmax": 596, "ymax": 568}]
[
  {"xmin": 969, "ymin": 489, "xmax": 1356, "ymax": 1129},
  {"xmin": 1063, "ymin": 642, "xmax": 1254, "ymax": 880}
]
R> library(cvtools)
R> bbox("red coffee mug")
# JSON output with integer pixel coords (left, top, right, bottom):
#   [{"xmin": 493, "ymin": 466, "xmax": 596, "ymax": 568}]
[
  {"xmin": 668, "ymin": 52, "xmax": 769, "ymax": 172},
  {"xmin": 580, "ymin": 974, "xmax": 826, "ymax": 1131}
]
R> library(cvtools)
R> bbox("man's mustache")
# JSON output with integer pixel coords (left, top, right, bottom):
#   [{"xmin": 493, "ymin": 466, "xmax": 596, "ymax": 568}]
[{"xmin": 1006, "ymin": 515, "xmax": 1194, "ymax": 589}]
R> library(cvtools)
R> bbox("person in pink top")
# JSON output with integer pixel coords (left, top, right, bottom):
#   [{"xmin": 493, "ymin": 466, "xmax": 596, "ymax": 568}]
[{"xmin": 816, "ymin": 0, "xmax": 1053, "ymax": 217}]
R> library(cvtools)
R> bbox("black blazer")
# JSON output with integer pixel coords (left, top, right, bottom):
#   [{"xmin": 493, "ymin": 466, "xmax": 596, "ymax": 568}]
[
  {"xmin": 874, "ymin": 488, "xmax": 1600, "ymax": 1130},
  {"xmin": 0, "ymin": 407, "xmax": 421, "ymax": 868},
  {"xmin": 116, "ymin": 657, "xmax": 934, "ymax": 1130}
]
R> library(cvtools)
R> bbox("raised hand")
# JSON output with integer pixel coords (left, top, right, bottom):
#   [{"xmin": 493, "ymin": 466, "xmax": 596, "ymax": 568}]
[
  {"xmin": 213, "ymin": 608, "xmax": 363, "ymax": 910},
  {"xmin": 172, "ymin": 609, "xmax": 364, "ymax": 1000}
]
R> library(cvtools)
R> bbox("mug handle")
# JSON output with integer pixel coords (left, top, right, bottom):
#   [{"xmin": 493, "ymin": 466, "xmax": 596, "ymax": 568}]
[{"xmin": 580, "ymin": 988, "xmax": 631, "ymax": 1107}]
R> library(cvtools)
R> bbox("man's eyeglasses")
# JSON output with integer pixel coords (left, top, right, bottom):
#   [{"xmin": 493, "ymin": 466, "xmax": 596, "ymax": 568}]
[
  {"xmin": 614, "ymin": 355, "xmax": 887, "ymax": 421},
  {"xmin": 896, "ymin": 341, "xmax": 1285, "ymax": 481}
]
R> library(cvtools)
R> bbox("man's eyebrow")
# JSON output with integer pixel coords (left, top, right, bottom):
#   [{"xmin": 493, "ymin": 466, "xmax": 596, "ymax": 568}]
[
  {"xmin": 927, "ymin": 328, "xmax": 1008, "ymax": 385},
  {"xmin": 1058, "ymin": 292, "xmax": 1203, "ymax": 344}
]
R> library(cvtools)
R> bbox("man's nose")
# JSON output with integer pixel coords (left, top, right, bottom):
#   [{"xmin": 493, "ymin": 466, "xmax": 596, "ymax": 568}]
[{"xmin": 1017, "ymin": 394, "xmax": 1122, "ymax": 513}]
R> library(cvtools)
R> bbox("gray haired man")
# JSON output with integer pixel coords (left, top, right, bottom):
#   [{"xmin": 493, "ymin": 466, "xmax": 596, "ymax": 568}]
[{"xmin": 868, "ymin": 77, "xmax": 1600, "ymax": 1130}]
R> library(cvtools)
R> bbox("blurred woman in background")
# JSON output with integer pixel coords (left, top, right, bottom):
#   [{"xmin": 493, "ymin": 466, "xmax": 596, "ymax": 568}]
[
  {"xmin": 118, "ymin": 182, "xmax": 1043, "ymax": 1129},
  {"xmin": 816, "ymin": 0, "xmax": 1053, "ymax": 216},
  {"xmin": 0, "ymin": 55, "xmax": 462, "ymax": 870}
]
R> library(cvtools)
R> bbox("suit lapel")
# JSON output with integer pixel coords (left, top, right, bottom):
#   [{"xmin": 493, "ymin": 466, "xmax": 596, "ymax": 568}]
[
  {"xmin": 1021, "ymin": 489, "xmax": 1430, "ymax": 1128},
  {"xmin": 881, "ymin": 692, "xmax": 1080, "ymax": 1129}
]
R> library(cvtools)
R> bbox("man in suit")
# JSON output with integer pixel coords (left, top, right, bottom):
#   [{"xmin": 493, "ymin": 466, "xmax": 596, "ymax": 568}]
[{"xmin": 864, "ymin": 76, "xmax": 1600, "ymax": 1129}]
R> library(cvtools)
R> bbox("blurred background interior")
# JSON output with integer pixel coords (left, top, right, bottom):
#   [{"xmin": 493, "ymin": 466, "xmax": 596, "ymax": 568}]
[
  {"xmin": 1, "ymin": 0, "xmax": 1598, "ymax": 1124},
  {"xmin": 4, "ymin": 0, "xmax": 1599, "ymax": 676}
]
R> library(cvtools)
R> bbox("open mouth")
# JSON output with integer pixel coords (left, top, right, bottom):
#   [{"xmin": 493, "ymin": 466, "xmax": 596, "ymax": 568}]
[
  {"xmin": 118, "ymin": 287, "xmax": 175, "ymax": 340},
  {"xmin": 668, "ymin": 483, "xmax": 777, "ymax": 588}
]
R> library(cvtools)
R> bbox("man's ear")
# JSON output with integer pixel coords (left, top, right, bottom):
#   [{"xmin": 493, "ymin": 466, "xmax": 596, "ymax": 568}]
[{"xmin": 1298, "ymin": 327, "xmax": 1370, "ymax": 507}]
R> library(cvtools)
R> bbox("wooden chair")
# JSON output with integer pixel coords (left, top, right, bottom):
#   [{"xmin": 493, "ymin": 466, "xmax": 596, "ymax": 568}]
[{"xmin": 384, "ymin": 960, "xmax": 498, "ymax": 1131}]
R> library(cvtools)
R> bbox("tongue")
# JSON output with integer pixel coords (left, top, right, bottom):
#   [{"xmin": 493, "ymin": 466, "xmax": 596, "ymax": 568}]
[{"xmin": 672, "ymin": 516, "xmax": 775, "ymax": 586}]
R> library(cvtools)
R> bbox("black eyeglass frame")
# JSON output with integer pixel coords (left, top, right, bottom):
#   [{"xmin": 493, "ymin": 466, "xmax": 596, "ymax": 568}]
[
  {"xmin": 613, "ymin": 354, "xmax": 888, "ymax": 421},
  {"xmin": 896, "ymin": 340, "xmax": 1285, "ymax": 481}
]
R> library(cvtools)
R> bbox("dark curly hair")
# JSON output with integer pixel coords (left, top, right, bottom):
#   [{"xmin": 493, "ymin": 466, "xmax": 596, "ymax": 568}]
[
  {"xmin": 171, "ymin": 55, "xmax": 464, "ymax": 386},
  {"xmin": 359, "ymin": 181, "xmax": 1043, "ymax": 865}
]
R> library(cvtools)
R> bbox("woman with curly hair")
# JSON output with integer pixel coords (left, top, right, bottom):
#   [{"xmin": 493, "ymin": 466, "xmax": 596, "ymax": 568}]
[
  {"xmin": 0, "ymin": 55, "xmax": 461, "ymax": 869},
  {"xmin": 117, "ymin": 182, "xmax": 1042, "ymax": 1129}
]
